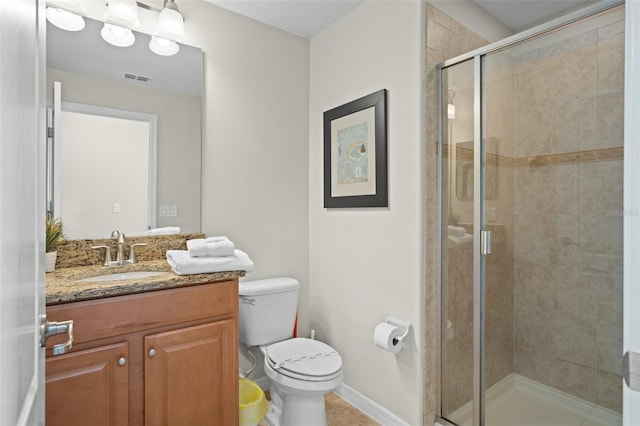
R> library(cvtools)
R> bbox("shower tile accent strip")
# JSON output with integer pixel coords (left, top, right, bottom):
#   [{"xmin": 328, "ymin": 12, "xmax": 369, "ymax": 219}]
[
  {"xmin": 445, "ymin": 145, "xmax": 623, "ymax": 168},
  {"xmin": 514, "ymin": 147, "xmax": 623, "ymax": 168},
  {"xmin": 443, "ymin": 145, "xmax": 515, "ymax": 167}
]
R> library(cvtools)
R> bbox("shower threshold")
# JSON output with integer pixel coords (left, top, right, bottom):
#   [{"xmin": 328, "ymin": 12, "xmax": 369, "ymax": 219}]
[{"xmin": 447, "ymin": 374, "xmax": 621, "ymax": 426}]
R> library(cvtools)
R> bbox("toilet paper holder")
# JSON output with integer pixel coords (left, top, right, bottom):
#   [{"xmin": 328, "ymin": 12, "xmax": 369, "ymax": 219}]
[{"xmin": 383, "ymin": 316, "xmax": 412, "ymax": 349}]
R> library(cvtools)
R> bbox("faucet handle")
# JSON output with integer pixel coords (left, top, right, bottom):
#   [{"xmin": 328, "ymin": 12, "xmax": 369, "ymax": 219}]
[
  {"xmin": 91, "ymin": 245, "xmax": 112, "ymax": 267},
  {"xmin": 127, "ymin": 243, "xmax": 148, "ymax": 264}
]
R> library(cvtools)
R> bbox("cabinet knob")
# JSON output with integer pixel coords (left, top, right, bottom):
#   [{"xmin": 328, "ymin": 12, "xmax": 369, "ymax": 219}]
[
  {"xmin": 118, "ymin": 357, "xmax": 127, "ymax": 366},
  {"xmin": 149, "ymin": 348, "xmax": 156, "ymax": 357}
]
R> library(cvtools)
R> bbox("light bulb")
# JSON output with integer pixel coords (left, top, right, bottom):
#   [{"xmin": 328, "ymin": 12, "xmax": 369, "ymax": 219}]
[
  {"xmin": 101, "ymin": 23, "xmax": 135, "ymax": 47},
  {"xmin": 149, "ymin": 36, "xmax": 180, "ymax": 56}
]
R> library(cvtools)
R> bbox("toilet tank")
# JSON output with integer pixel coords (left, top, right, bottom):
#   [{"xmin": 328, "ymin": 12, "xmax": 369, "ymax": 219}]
[{"xmin": 238, "ymin": 277, "xmax": 300, "ymax": 346}]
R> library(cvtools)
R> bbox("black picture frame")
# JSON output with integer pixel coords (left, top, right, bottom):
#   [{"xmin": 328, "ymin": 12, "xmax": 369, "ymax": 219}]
[{"xmin": 323, "ymin": 89, "xmax": 388, "ymax": 208}]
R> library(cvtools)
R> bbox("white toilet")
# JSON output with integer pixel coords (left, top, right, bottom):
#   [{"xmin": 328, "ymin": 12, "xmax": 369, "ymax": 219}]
[{"xmin": 239, "ymin": 277, "xmax": 343, "ymax": 426}]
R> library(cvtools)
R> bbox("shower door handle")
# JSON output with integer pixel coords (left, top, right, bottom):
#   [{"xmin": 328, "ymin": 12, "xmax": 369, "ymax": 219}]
[
  {"xmin": 480, "ymin": 230, "xmax": 492, "ymax": 255},
  {"xmin": 624, "ymin": 351, "xmax": 640, "ymax": 391}
]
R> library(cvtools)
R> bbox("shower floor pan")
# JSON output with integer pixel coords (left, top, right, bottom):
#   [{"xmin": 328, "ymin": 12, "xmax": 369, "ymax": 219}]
[{"xmin": 447, "ymin": 374, "xmax": 621, "ymax": 426}]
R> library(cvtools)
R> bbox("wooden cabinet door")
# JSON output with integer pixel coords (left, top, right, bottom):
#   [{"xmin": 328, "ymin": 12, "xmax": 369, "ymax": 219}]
[
  {"xmin": 144, "ymin": 320, "xmax": 238, "ymax": 426},
  {"xmin": 46, "ymin": 342, "xmax": 129, "ymax": 426}
]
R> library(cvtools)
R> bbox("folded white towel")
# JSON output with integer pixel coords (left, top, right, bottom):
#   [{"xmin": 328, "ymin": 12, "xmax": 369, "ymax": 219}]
[
  {"xmin": 145, "ymin": 226, "xmax": 181, "ymax": 236},
  {"xmin": 187, "ymin": 236, "xmax": 235, "ymax": 257},
  {"xmin": 166, "ymin": 249, "xmax": 254, "ymax": 275},
  {"xmin": 447, "ymin": 225, "xmax": 466, "ymax": 237}
]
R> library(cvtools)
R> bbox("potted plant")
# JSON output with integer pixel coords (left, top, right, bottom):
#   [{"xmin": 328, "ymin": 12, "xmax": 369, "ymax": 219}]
[{"xmin": 46, "ymin": 215, "xmax": 63, "ymax": 273}]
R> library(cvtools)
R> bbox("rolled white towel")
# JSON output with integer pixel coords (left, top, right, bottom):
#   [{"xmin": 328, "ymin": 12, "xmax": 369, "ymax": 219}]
[
  {"xmin": 166, "ymin": 249, "xmax": 254, "ymax": 275},
  {"xmin": 145, "ymin": 226, "xmax": 181, "ymax": 236},
  {"xmin": 447, "ymin": 225, "xmax": 466, "ymax": 237},
  {"xmin": 187, "ymin": 236, "xmax": 235, "ymax": 257}
]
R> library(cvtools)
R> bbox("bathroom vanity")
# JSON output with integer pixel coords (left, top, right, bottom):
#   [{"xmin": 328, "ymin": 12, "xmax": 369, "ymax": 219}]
[{"xmin": 45, "ymin": 255, "xmax": 243, "ymax": 426}]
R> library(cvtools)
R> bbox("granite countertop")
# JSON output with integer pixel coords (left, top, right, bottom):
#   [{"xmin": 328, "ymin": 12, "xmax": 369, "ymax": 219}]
[{"xmin": 46, "ymin": 260, "xmax": 245, "ymax": 305}]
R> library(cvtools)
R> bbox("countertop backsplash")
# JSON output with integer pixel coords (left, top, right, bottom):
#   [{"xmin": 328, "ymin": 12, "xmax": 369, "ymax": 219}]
[{"xmin": 55, "ymin": 233, "xmax": 206, "ymax": 269}]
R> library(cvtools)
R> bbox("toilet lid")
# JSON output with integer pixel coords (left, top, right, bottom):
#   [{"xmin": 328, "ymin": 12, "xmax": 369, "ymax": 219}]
[{"xmin": 266, "ymin": 338, "xmax": 342, "ymax": 378}]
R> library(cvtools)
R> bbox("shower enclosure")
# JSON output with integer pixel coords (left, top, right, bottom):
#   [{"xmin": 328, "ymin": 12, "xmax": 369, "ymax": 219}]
[{"xmin": 437, "ymin": 3, "xmax": 625, "ymax": 425}]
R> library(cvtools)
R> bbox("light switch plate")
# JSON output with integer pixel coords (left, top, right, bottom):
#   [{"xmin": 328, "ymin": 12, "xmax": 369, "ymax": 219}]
[{"xmin": 159, "ymin": 204, "xmax": 177, "ymax": 217}]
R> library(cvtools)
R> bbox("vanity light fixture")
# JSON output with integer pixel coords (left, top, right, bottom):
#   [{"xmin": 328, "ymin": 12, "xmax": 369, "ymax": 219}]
[
  {"xmin": 47, "ymin": 0, "xmax": 186, "ymax": 56},
  {"xmin": 100, "ymin": 0, "xmax": 139, "ymax": 47},
  {"xmin": 156, "ymin": 0, "xmax": 185, "ymax": 41},
  {"xmin": 45, "ymin": 0, "xmax": 86, "ymax": 32},
  {"xmin": 147, "ymin": 0, "xmax": 184, "ymax": 57}
]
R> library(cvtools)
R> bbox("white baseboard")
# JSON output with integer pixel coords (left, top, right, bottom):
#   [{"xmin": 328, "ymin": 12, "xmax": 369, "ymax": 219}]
[
  {"xmin": 251, "ymin": 376, "xmax": 409, "ymax": 425},
  {"xmin": 334, "ymin": 383, "xmax": 410, "ymax": 426}
]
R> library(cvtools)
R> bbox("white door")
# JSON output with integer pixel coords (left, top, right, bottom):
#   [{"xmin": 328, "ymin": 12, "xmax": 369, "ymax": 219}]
[
  {"xmin": 624, "ymin": 1, "xmax": 640, "ymax": 425},
  {"xmin": 0, "ymin": 0, "xmax": 46, "ymax": 425}
]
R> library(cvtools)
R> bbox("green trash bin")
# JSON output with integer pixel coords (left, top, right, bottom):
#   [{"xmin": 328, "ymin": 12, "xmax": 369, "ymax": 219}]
[{"xmin": 239, "ymin": 378, "xmax": 269, "ymax": 426}]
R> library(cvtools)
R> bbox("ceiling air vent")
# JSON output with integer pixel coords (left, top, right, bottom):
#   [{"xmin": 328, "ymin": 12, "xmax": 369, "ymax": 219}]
[{"xmin": 123, "ymin": 72, "xmax": 152, "ymax": 83}]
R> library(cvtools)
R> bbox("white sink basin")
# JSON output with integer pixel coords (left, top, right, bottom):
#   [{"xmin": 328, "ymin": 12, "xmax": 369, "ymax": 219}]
[{"xmin": 77, "ymin": 271, "xmax": 169, "ymax": 283}]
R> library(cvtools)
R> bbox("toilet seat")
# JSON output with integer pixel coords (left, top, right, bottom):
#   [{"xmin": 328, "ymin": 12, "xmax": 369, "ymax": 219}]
[{"xmin": 266, "ymin": 338, "xmax": 342, "ymax": 382}]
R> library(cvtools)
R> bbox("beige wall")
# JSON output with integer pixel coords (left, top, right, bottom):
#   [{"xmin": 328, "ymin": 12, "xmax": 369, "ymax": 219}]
[
  {"xmin": 309, "ymin": 1, "xmax": 425, "ymax": 423},
  {"xmin": 179, "ymin": 1, "xmax": 311, "ymax": 330}
]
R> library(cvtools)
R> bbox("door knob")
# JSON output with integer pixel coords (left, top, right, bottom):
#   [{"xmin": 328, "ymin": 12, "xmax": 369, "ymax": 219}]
[
  {"xmin": 149, "ymin": 348, "xmax": 156, "ymax": 357},
  {"xmin": 40, "ymin": 316, "xmax": 74, "ymax": 356}
]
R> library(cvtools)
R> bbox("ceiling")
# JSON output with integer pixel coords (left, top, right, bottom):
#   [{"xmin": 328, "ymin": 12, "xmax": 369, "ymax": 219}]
[
  {"xmin": 204, "ymin": 0, "xmax": 598, "ymax": 38},
  {"xmin": 473, "ymin": 0, "xmax": 597, "ymax": 32},
  {"xmin": 204, "ymin": 0, "xmax": 365, "ymax": 38}
]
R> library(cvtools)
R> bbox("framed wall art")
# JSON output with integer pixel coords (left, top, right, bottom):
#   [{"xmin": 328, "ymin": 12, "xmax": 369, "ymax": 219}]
[{"xmin": 323, "ymin": 89, "xmax": 387, "ymax": 208}]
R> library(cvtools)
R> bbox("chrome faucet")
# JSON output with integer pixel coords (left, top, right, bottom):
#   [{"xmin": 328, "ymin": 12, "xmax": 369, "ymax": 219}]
[
  {"xmin": 111, "ymin": 230, "xmax": 126, "ymax": 265},
  {"xmin": 92, "ymin": 230, "xmax": 147, "ymax": 267}
]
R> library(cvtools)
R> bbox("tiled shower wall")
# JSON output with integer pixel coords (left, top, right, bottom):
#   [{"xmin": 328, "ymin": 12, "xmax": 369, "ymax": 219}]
[{"xmin": 510, "ymin": 14, "xmax": 624, "ymax": 412}]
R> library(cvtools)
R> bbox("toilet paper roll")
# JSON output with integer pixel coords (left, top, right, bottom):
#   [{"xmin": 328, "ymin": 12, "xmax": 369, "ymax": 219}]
[{"xmin": 373, "ymin": 322, "xmax": 403, "ymax": 354}]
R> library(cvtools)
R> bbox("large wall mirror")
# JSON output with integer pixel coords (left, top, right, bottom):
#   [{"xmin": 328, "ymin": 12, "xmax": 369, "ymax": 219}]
[{"xmin": 46, "ymin": 16, "xmax": 202, "ymax": 239}]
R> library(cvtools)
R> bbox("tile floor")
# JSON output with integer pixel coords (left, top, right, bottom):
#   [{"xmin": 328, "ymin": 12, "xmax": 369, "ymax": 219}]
[{"xmin": 258, "ymin": 392, "xmax": 380, "ymax": 426}]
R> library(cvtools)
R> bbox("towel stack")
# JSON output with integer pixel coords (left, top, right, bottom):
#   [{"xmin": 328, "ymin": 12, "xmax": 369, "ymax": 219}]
[
  {"xmin": 166, "ymin": 236, "xmax": 254, "ymax": 275},
  {"xmin": 145, "ymin": 226, "xmax": 181, "ymax": 235},
  {"xmin": 447, "ymin": 225, "xmax": 473, "ymax": 247}
]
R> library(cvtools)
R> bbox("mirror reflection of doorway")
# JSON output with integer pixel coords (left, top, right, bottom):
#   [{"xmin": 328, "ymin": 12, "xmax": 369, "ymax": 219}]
[{"xmin": 50, "ymin": 98, "xmax": 157, "ymax": 239}]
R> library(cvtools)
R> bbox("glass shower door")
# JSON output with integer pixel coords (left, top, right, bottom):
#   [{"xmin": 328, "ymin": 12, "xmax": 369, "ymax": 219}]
[{"xmin": 439, "ymin": 58, "xmax": 476, "ymax": 426}]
